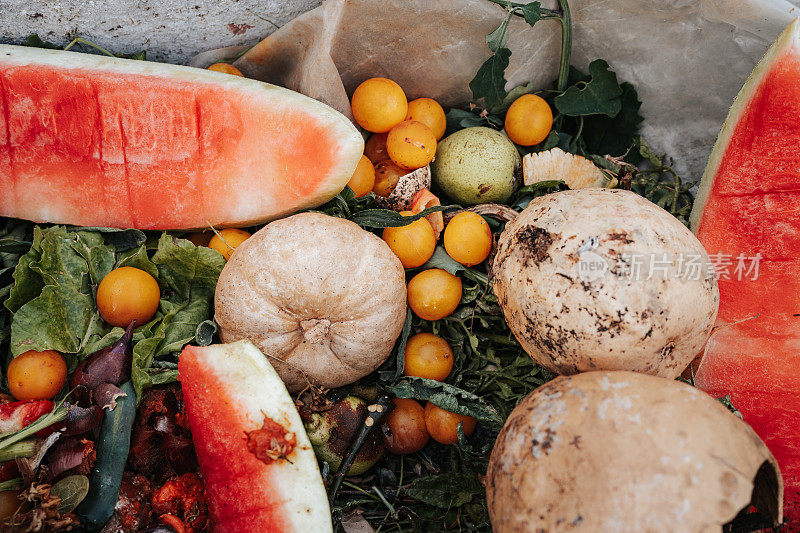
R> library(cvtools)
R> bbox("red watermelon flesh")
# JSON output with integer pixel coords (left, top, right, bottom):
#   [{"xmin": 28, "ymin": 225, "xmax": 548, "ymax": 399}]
[
  {"xmin": 178, "ymin": 341, "xmax": 332, "ymax": 533},
  {"xmin": 0, "ymin": 45, "xmax": 363, "ymax": 230},
  {"xmin": 691, "ymin": 19, "xmax": 800, "ymax": 527}
]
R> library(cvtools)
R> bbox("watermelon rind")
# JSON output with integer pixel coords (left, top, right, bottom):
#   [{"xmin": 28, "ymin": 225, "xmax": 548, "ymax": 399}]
[
  {"xmin": 689, "ymin": 18, "xmax": 800, "ymax": 233},
  {"xmin": 0, "ymin": 44, "xmax": 363, "ymax": 229},
  {"xmin": 179, "ymin": 340, "xmax": 333, "ymax": 532}
]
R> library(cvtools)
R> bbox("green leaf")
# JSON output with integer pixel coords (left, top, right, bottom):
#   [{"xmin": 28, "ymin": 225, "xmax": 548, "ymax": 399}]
[
  {"xmin": 116, "ymin": 245, "xmax": 159, "ymax": 280},
  {"xmin": 518, "ymin": 2, "xmax": 542, "ymax": 25},
  {"xmin": 8, "ymin": 228, "xmax": 106, "ymax": 355},
  {"xmin": 445, "ymin": 108, "xmax": 503, "ymax": 133},
  {"xmin": 469, "ymin": 48, "xmax": 511, "ymax": 110},
  {"xmin": 151, "ymin": 234, "xmax": 225, "ymax": 299},
  {"xmin": 532, "ymin": 130, "xmax": 561, "ymax": 152},
  {"xmin": 554, "ymin": 59, "xmax": 623, "ymax": 117},
  {"xmin": 67, "ymin": 227, "xmax": 146, "ymax": 252},
  {"xmin": 390, "ymin": 377, "xmax": 502, "ymax": 424},
  {"xmin": 405, "ymin": 472, "xmax": 483, "ymax": 508},
  {"xmin": 638, "ymin": 135, "xmax": 663, "ymax": 167},
  {"xmin": 4, "ymin": 228, "xmax": 44, "ymax": 313},
  {"xmin": 349, "ymin": 206, "xmax": 449, "ymax": 229},
  {"xmin": 51, "ymin": 475, "xmax": 90, "ymax": 513},
  {"xmin": 422, "ymin": 246, "xmax": 466, "ymax": 275},
  {"xmin": 394, "ymin": 309, "xmax": 412, "ymax": 377},
  {"xmin": 146, "ymin": 368, "xmax": 179, "ymax": 387},
  {"xmin": 717, "ymin": 394, "xmax": 743, "ymax": 419},
  {"xmin": 486, "ymin": 15, "xmax": 511, "ymax": 53},
  {"xmin": 130, "ymin": 234, "xmax": 224, "ymax": 399},
  {"xmin": 581, "ymin": 82, "xmax": 644, "ymax": 156}
]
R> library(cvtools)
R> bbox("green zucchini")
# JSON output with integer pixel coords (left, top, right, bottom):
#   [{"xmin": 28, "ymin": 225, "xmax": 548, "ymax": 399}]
[{"xmin": 77, "ymin": 381, "xmax": 137, "ymax": 531}]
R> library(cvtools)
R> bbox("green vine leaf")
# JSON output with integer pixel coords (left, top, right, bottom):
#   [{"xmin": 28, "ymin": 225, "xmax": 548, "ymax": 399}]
[
  {"xmin": 519, "ymin": 2, "xmax": 542, "ymax": 25},
  {"xmin": 486, "ymin": 14, "xmax": 512, "ymax": 53},
  {"xmin": 554, "ymin": 59, "xmax": 623, "ymax": 117},
  {"xmin": 469, "ymin": 47, "xmax": 512, "ymax": 109}
]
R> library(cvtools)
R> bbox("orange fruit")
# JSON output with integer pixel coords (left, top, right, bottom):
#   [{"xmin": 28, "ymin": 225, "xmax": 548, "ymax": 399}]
[
  {"xmin": 382, "ymin": 398, "xmax": 429, "ymax": 454},
  {"xmin": 382, "ymin": 212, "xmax": 436, "ymax": 268},
  {"xmin": 504, "ymin": 94, "xmax": 553, "ymax": 146},
  {"xmin": 407, "ymin": 269, "xmax": 462, "ymax": 321},
  {"xmin": 443, "ymin": 211, "xmax": 493, "ymax": 266},
  {"xmin": 403, "ymin": 333, "xmax": 454, "ymax": 381},
  {"xmin": 405, "ymin": 98, "xmax": 447, "ymax": 140},
  {"xmin": 373, "ymin": 160, "xmax": 407, "ymax": 197},
  {"xmin": 364, "ymin": 132, "xmax": 390, "ymax": 164},
  {"xmin": 208, "ymin": 228, "xmax": 251, "ymax": 261},
  {"xmin": 351, "ymin": 78, "xmax": 408, "ymax": 133},
  {"xmin": 387, "ymin": 120, "xmax": 437, "ymax": 170},
  {"xmin": 97, "ymin": 267, "xmax": 161, "ymax": 327},
  {"xmin": 424, "ymin": 402, "xmax": 476, "ymax": 444},
  {"xmin": 347, "ymin": 155, "xmax": 376, "ymax": 197},
  {"xmin": 7, "ymin": 350, "xmax": 67, "ymax": 401},
  {"xmin": 207, "ymin": 63, "xmax": 244, "ymax": 76}
]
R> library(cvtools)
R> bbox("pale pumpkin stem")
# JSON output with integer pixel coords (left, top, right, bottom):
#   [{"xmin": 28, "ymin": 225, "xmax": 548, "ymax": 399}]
[{"xmin": 299, "ymin": 319, "xmax": 332, "ymax": 343}]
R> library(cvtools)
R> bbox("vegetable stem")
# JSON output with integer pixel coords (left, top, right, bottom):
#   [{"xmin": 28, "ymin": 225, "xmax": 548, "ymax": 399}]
[
  {"xmin": 0, "ymin": 440, "xmax": 37, "ymax": 462},
  {"xmin": 555, "ymin": 0, "xmax": 573, "ymax": 92},
  {"xmin": 0, "ymin": 478, "xmax": 22, "ymax": 492}
]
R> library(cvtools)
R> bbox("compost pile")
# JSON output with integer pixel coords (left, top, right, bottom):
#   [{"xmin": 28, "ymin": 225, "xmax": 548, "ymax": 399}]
[{"xmin": 0, "ymin": 1, "xmax": 793, "ymax": 532}]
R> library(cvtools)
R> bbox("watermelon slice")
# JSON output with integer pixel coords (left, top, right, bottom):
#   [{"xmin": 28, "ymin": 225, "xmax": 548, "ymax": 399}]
[
  {"xmin": 178, "ymin": 341, "xmax": 332, "ymax": 533},
  {"xmin": 691, "ymin": 19, "xmax": 800, "ymax": 526},
  {"xmin": 0, "ymin": 45, "xmax": 363, "ymax": 230}
]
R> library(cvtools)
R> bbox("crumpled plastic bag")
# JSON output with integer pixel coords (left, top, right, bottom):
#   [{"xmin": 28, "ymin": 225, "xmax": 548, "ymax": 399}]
[{"xmin": 190, "ymin": 0, "xmax": 799, "ymax": 181}]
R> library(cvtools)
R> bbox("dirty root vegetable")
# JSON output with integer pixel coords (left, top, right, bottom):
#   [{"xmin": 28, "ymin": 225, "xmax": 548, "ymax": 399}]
[
  {"xmin": 303, "ymin": 395, "xmax": 384, "ymax": 476},
  {"xmin": 215, "ymin": 212, "xmax": 407, "ymax": 392},
  {"xmin": 486, "ymin": 371, "xmax": 783, "ymax": 532},
  {"xmin": 492, "ymin": 189, "xmax": 718, "ymax": 378}
]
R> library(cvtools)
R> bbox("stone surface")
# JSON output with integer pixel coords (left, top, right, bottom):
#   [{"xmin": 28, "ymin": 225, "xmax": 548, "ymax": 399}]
[{"xmin": 0, "ymin": 0, "xmax": 321, "ymax": 64}]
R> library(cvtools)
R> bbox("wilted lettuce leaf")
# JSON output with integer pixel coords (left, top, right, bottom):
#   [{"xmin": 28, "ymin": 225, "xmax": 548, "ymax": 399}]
[{"xmin": 4, "ymin": 227, "xmax": 225, "ymax": 399}]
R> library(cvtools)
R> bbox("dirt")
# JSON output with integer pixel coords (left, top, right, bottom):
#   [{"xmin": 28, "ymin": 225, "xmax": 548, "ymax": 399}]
[{"xmin": 516, "ymin": 226, "xmax": 557, "ymax": 266}]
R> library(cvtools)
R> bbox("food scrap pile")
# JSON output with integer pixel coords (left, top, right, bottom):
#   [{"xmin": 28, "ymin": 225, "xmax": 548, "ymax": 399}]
[{"xmin": 0, "ymin": 1, "xmax": 792, "ymax": 532}]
